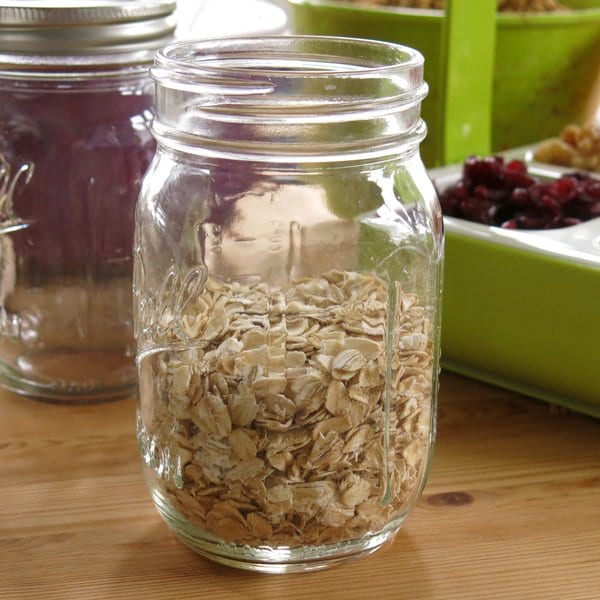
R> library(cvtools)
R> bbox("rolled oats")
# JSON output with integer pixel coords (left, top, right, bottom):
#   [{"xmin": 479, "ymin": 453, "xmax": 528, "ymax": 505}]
[{"xmin": 144, "ymin": 270, "xmax": 434, "ymax": 547}]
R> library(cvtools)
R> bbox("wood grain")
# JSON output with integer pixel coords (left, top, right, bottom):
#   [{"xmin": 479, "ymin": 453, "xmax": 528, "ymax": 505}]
[{"xmin": 1, "ymin": 372, "xmax": 598, "ymax": 600}]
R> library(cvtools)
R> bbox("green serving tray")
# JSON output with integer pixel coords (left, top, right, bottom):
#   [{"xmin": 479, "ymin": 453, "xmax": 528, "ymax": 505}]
[{"xmin": 432, "ymin": 159, "xmax": 600, "ymax": 418}]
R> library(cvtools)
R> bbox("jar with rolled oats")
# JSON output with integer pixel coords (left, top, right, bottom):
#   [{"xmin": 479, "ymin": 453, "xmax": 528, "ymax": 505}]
[{"xmin": 134, "ymin": 36, "xmax": 443, "ymax": 572}]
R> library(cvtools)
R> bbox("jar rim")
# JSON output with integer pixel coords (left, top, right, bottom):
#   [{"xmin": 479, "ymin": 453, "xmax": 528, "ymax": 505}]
[
  {"xmin": 153, "ymin": 35, "xmax": 424, "ymax": 85},
  {"xmin": 151, "ymin": 36, "xmax": 428, "ymax": 163}
]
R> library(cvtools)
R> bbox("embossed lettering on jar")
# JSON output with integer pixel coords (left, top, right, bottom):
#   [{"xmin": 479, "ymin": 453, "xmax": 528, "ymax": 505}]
[
  {"xmin": 0, "ymin": 1, "xmax": 176, "ymax": 402},
  {"xmin": 134, "ymin": 36, "xmax": 443, "ymax": 573}
]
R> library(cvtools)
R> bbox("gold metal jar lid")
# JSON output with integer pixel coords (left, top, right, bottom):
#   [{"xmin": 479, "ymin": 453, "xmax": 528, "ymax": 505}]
[{"xmin": 0, "ymin": 0, "xmax": 176, "ymax": 55}]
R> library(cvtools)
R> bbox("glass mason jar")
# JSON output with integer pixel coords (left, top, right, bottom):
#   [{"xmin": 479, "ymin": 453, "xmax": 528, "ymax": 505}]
[
  {"xmin": 0, "ymin": 1, "xmax": 176, "ymax": 402},
  {"xmin": 135, "ymin": 36, "xmax": 443, "ymax": 573}
]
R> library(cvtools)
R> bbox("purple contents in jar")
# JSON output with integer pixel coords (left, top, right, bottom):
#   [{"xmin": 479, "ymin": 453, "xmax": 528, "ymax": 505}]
[
  {"xmin": 0, "ymin": 85, "xmax": 154, "ymax": 273},
  {"xmin": 0, "ymin": 78, "xmax": 155, "ymax": 401}
]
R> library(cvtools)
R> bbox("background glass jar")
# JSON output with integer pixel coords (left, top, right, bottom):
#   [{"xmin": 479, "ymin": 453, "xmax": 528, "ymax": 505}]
[
  {"xmin": 134, "ymin": 36, "xmax": 443, "ymax": 572},
  {"xmin": 0, "ymin": 1, "xmax": 176, "ymax": 402}
]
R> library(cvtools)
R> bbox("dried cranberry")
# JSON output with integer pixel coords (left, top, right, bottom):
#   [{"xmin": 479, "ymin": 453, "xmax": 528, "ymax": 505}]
[
  {"xmin": 551, "ymin": 176, "xmax": 578, "ymax": 203},
  {"xmin": 514, "ymin": 210, "xmax": 555, "ymax": 229},
  {"xmin": 503, "ymin": 160, "xmax": 536, "ymax": 189},
  {"xmin": 463, "ymin": 155, "xmax": 505, "ymax": 188},
  {"xmin": 459, "ymin": 197, "xmax": 497, "ymax": 225},
  {"xmin": 437, "ymin": 155, "xmax": 600, "ymax": 230},
  {"xmin": 510, "ymin": 187, "xmax": 531, "ymax": 206},
  {"xmin": 506, "ymin": 159, "xmax": 527, "ymax": 173}
]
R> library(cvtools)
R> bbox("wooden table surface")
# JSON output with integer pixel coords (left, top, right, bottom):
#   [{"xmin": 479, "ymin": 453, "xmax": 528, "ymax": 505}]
[{"xmin": 1, "ymin": 372, "xmax": 598, "ymax": 600}]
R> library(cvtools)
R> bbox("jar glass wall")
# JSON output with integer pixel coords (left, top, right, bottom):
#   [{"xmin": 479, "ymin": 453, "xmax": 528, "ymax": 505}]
[{"xmin": 134, "ymin": 36, "xmax": 443, "ymax": 572}]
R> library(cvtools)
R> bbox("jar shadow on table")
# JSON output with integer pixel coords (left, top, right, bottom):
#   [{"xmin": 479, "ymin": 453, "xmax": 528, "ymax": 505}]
[{"xmin": 113, "ymin": 522, "xmax": 433, "ymax": 597}]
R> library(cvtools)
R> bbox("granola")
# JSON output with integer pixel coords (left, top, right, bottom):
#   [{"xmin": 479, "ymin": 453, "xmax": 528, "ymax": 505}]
[
  {"xmin": 140, "ymin": 270, "xmax": 434, "ymax": 547},
  {"xmin": 534, "ymin": 123, "xmax": 600, "ymax": 173}
]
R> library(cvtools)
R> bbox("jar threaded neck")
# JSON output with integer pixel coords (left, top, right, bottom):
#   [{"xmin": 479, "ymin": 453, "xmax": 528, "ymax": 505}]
[{"xmin": 151, "ymin": 36, "xmax": 428, "ymax": 163}]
